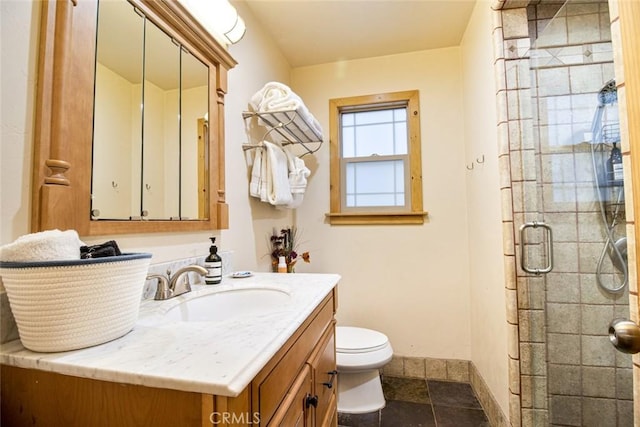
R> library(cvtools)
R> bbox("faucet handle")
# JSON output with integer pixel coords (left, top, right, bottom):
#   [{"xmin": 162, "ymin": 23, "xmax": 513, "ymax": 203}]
[{"xmin": 147, "ymin": 274, "xmax": 171, "ymax": 300}]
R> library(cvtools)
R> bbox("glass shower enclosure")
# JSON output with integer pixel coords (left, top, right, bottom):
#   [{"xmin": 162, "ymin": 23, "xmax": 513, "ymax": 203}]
[{"xmin": 514, "ymin": 1, "xmax": 634, "ymax": 425}]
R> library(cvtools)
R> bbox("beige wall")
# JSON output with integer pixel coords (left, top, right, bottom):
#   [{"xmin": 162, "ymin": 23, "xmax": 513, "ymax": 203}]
[
  {"xmin": 0, "ymin": 1, "xmax": 292, "ymax": 269},
  {"xmin": 290, "ymin": 48, "xmax": 472, "ymax": 359},
  {"xmin": 0, "ymin": 0, "xmax": 40, "ymax": 245},
  {"xmin": 460, "ymin": 0, "xmax": 510, "ymax": 417}
]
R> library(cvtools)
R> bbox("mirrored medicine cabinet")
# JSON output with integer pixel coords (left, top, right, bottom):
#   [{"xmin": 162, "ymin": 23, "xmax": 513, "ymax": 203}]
[{"xmin": 31, "ymin": 0, "xmax": 237, "ymax": 235}]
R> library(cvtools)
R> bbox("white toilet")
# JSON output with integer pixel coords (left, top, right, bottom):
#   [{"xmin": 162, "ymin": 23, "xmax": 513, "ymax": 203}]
[{"xmin": 336, "ymin": 326, "xmax": 393, "ymax": 414}]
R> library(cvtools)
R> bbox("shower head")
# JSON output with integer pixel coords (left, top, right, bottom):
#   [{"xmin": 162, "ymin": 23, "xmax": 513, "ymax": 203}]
[{"xmin": 598, "ymin": 79, "xmax": 617, "ymax": 106}]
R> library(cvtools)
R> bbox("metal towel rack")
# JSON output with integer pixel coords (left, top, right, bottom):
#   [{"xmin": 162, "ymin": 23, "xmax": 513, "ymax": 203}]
[{"xmin": 242, "ymin": 110, "xmax": 323, "ymax": 156}]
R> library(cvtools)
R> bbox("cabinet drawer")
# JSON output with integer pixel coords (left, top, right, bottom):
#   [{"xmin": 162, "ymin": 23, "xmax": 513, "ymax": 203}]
[{"xmin": 256, "ymin": 295, "xmax": 334, "ymax": 425}]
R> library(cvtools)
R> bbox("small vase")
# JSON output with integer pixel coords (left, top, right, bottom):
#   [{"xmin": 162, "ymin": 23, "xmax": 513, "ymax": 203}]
[{"xmin": 287, "ymin": 263, "xmax": 295, "ymax": 273}]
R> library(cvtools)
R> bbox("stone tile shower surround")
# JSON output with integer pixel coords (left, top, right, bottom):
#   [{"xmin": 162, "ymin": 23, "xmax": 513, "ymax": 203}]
[{"xmin": 493, "ymin": 0, "xmax": 636, "ymax": 426}]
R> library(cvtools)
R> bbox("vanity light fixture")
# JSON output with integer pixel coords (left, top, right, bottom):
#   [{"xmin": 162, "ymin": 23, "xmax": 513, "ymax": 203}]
[{"xmin": 179, "ymin": 0, "xmax": 246, "ymax": 44}]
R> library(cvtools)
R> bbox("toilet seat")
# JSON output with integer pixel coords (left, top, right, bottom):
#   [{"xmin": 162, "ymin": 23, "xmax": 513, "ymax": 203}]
[
  {"xmin": 336, "ymin": 326, "xmax": 389, "ymax": 354},
  {"xmin": 336, "ymin": 326, "xmax": 393, "ymax": 372}
]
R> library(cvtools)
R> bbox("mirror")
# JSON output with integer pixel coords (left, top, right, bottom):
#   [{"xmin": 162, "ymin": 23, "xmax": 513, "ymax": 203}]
[
  {"xmin": 92, "ymin": 0, "xmax": 144, "ymax": 220},
  {"xmin": 31, "ymin": 0, "xmax": 236, "ymax": 235},
  {"xmin": 92, "ymin": 0, "xmax": 209, "ymax": 221}
]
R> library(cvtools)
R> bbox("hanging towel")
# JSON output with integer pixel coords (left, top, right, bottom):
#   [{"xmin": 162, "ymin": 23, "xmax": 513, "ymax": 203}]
[
  {"xmin": 263, "ymin": 141, "xmax": 293, "ymax": 206},
  {"xmin": 0, "ymin": 229, "xmax": 84, "ymax": 262},
  {"xmin": 283, "ymin": 146, "xmax": 311, "ymax": 209},
  {"xmin": 249, "ymin": 146, "xmax": 265, "ymax": 199},
  {"xmin": 249, "ymin": 82, "xmax": 323, "ymax": 138}
]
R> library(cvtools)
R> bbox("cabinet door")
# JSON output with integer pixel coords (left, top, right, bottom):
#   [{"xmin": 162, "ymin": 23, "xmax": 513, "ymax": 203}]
[
  {"xmin": 267, "ymin": 364, "xmax": 312, "ymax": 427},
  {"xmin": 309, "ymin": 323, "xmax": 337, "ymax": 427}
]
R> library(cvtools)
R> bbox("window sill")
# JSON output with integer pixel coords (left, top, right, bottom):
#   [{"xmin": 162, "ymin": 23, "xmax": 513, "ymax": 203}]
[{"xmin": 325, "ymin": 211, "xmax": 428, "ymax": 225}]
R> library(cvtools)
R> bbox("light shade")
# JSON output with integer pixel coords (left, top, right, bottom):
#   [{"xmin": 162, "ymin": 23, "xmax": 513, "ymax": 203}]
[
  {"xmin": 223, "ymin": 14, "xmax": 246, "ymax": 44},
  {"xmin": 179, "ymin": 0, "xmax": 246, "ymax": 45}
]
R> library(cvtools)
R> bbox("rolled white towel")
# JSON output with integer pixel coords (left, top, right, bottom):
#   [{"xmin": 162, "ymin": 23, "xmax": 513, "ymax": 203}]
[
  {"xmin": 249, "ymin": 82, "xmax": 296, "ymax": 112},
  {"xmin": 249, "ymin": 82, "xmax": 323, "ymax": 138},
  {"xmin": 0, "ymin": 229, "xmax": 84, "ymax": 262}
]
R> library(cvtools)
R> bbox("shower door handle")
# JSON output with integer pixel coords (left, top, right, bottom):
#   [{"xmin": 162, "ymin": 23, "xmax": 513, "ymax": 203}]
[
  {"xmin": 609, "ymin": 318, "xmax": 640, "ymax": 354},
  {"xmin": 519, "ymin": 221, "xmax": 553, "ymax": 275}
]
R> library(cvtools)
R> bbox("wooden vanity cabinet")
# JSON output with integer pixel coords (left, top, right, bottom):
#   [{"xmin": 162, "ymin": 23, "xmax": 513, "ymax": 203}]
[
  {"xmin": 1, "ymin": 289, "xmax": 337, "ymax": 427},
  {"xmin": 251, "ymin": 291, "xmax": 337, "ymax": 427}
]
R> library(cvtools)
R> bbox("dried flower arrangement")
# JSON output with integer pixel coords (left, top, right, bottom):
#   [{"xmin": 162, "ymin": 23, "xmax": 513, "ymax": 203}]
[{"xmin": 270, "ymin": 227, "xmax": 310, "ymax": 273}]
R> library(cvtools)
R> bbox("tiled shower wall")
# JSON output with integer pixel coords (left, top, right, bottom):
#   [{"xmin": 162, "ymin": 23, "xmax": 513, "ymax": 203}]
[{"xmin": 493, "ymin": 1, "xmax": 636, "ymax": 426}]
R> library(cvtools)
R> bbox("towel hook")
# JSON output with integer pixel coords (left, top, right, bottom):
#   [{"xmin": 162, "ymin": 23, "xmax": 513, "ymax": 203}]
[
  {"xmin": 476, "ymin": 155, "xmax": 485, "ymax": 164},
  {"xmin": 466, "ymin": 163, "xmax": 474, "ymax": 171},
  {"xmin": 111, "ymin": 181, "xmax": 118, "ymax": 188}
]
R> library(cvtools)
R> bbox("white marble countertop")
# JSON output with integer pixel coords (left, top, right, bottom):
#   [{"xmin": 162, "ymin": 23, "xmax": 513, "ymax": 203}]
[{"xmin": 0, "ymin": 272, "xmax": 340, "ymax": 397}]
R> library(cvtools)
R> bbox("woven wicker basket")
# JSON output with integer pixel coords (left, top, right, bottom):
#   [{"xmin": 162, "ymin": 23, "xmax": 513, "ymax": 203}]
[{"xmin": 0, "ymin": 253, "xmax": 152, "ymax": 352}]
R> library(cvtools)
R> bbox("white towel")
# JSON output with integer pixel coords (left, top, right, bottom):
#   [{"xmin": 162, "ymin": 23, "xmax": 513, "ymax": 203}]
[
  {"xmin": 283, "ymin": 147, "xmax": 310, "ymax": 209},
  {"xmin": 249, "ymin": 147, "xmax": 264, "ymax": 199},
  {"xmin": 250, "ymin": 82, "xmax": 298, "ymax": 112},
  {"xmin": 249, "ymin": 82, "xmax": 323, "ymax": 138},
  {"xmin": 0, "ymin": 229, "xmax": 84, "ymax": 262},
  {"xmin": 263, "ymin": 141, "xmax": 293, "ymax": 206}
]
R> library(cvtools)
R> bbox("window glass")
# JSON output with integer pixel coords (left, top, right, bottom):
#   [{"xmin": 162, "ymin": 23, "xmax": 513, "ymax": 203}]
[
  {"xmin": 342, "ymin": 107, "xmax": 408, "ymax": 158},
  {"xmin": 345, "ymin": 160, "xmax": 404, "ymax": 208},
  {"xmin": 354, "ymin": 124, "xmax": 395, "ymax": 156}
]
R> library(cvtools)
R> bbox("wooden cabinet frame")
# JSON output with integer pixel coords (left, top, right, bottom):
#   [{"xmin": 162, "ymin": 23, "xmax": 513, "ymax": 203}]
[{"xmin": 31, "ymin": 0, "xmax": 236, "ymax": 235}]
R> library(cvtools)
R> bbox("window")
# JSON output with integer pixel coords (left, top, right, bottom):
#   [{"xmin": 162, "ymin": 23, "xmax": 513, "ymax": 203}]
[{"xmin": 327, "ymin": 90, "xmax": 427, "ymax": 225}]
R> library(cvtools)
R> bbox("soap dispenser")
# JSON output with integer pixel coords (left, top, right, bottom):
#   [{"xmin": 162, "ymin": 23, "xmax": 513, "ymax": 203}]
[{"xmin": 205, "ymin": 237, "xmax": 222, "ymax": 284}]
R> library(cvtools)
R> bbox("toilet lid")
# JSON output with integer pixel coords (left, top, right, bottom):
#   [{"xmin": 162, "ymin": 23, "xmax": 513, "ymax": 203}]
[{"xmin": 336, "ymin": 326, "xmax": 389, "ymax": 354}]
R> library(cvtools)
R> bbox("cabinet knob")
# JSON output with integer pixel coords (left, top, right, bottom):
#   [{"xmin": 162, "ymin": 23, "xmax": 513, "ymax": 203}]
[
  {"xmin": 322, "ymin": 370, "xmax": 338, "ymax": 389},
  {"xmin": 305, "ymin": 394, "xmax": 318, "ymax": 408}
]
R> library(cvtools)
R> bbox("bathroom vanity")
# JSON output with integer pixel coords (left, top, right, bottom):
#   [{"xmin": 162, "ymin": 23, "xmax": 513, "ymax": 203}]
[{"xmin": 0, "ymin": 273, "xmax": 339, "ymax": 427}]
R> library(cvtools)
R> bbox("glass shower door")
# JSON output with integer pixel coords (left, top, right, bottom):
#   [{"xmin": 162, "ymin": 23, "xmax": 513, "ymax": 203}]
[{"xmin": 518, "ymin": 1, "xmax": 635, "ymax": 425}]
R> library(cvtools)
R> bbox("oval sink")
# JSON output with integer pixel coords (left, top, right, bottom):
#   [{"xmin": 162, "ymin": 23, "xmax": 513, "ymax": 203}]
[{"xmin": 163, "ymin": 287, "xmax": 291, "ymax": 322}]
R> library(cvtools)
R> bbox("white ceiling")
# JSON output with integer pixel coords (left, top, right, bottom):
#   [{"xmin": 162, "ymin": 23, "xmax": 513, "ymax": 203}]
[{"xmin": 239, "ymin": 0, "xmax": 478, "ymax": 68}]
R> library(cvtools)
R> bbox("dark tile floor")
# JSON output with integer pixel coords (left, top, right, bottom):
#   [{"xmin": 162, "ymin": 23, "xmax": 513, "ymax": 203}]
[{"xmin": 338, "ymin": 376, "xmax": 490, "ymax": 427}]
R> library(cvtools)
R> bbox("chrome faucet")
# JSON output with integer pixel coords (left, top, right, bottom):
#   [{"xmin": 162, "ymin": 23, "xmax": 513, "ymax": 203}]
[{"xmin": 147, "ymin": 265, "xmax": 208, "ymax": 300}]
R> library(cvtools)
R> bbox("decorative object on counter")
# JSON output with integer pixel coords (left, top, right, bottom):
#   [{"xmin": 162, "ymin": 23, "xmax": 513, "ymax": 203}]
[
  {"xmin": 277, "ymin": 256, "xmax": 287, "ymax": 273},
  {"xmin": 80, "ymin": 240, "xmax": 121, "ymax": 259},
  {"xmin": 205, "ymin": 237, "xmax": 222, "ymax": 284},
  {"xmin": 230, "ymin": 271, "xmax": 253, "ymax": 278},
  {"xmin": 0, "ymin": 229, "xmax": 83, "ymax": 262},
  {"xmin": 0, "ymin": 253, "xmax": 152, "ymax": 352},
  {"xmin": 270, "ymin": 227, "xmax": 310, "ymax": 273}
]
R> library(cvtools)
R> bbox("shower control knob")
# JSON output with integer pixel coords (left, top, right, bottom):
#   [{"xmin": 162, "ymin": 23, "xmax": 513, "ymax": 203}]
[{"xmin": 609, "ymin": 318, "xmax": 640, "ymax": 354}]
